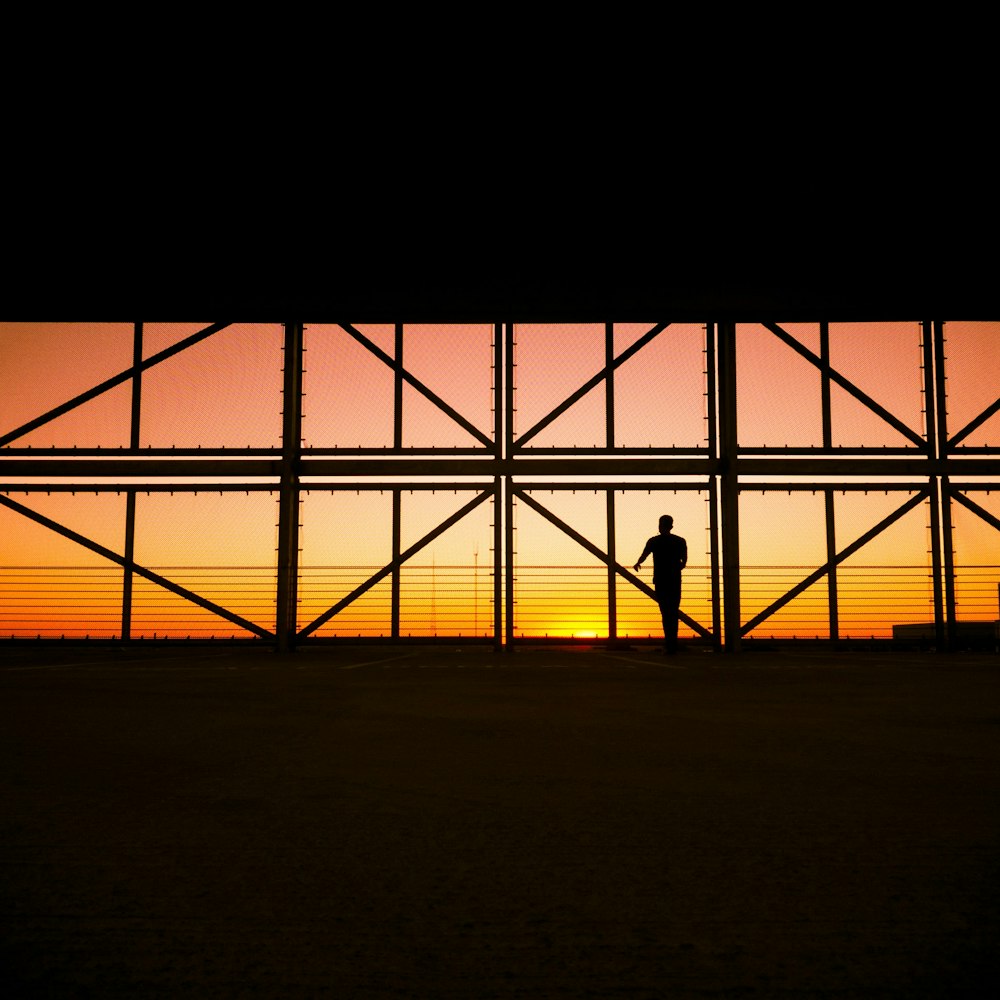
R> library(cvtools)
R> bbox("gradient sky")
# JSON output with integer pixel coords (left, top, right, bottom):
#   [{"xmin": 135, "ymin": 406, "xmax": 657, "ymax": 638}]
[{"xmin": 2, "ymin": 321, "xmax": 997, "ymax": 638}]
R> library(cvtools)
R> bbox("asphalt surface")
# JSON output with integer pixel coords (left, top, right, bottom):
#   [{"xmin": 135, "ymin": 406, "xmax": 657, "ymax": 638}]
[{"xmin": 2, "ymin": 644, "xmax": 998, "ymax": 998}]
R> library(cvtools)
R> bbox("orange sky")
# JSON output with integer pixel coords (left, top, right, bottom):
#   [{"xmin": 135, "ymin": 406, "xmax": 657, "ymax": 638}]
[{"xmin": 1, "ymin": 321, "xmax": 997, "ymax": 639}]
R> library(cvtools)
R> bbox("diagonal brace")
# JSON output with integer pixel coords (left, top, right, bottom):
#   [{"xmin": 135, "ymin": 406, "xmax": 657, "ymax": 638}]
[
  {"xmin": 0, "ymin": 322, "xmax": 231, "ymax": 447},
  {"xmin": 298, "ymin": 488, "xmax": 493, "ymax": 637},
  {"xmin": 762, "ymin": 322, "xmax": 925, "ymax": 448},
  {"xmin": 741, "ymin": 489, "xmax": 929, "ymax": 636},
  {"xmin": 949, "ymin": 489, "xmax": 1000, "ymax": 532},
  {"xmin": 0, "ymin": 493, "xmax": 273, "ymax": 638},
  {"xmin": 948, "ymin": 396, "xmax": 1000, "ymax": 449},
  {"xmin": 516, "ymin": 323, "xmax": 671, "ymax": 448},
  {"xmin": 514, "ymin": 488, "xmax": 712, "ymax": 639},
  {"xmin": 340, "ymin": 323, "xmax": 493, "ymax": 448}
]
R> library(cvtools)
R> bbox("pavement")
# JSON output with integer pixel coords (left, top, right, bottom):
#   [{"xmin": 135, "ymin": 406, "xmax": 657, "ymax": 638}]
[{"xmin": 2, "ymin": 643, "xmax": 998, "ymax": 998}]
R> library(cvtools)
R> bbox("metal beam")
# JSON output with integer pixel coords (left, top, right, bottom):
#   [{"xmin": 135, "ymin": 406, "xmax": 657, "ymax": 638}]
[
  {"xmin": 824, "ymin": 489, "xmax": 839, "ymax": 640},
  {"xmin": 949, "ymin": 396, "xmax": 1000, "ymax": 449},
  {"xmin": 12, "ymin": 480, "xmax": 959, "ymax": 496},
  {"xmin": 275, "ymin": 322, "xmax": 303, "ymax": 653},
  {"xmin": 941, "ymin": 477, "xmax": 958, "ymax": 650},
  {"xmin": 0, "ymin": 493, "xmax": 273, "ymax": 638},
  {"xmin": 741, "ymin": 490, "xmax": 929, "ymax": 636},
  {"xmin": 934, "ymin": 321, "xmax": 957, "ymax": 649},
  {"xmin": 122, "ymin": 322, "xmax": 143, "ymax": 641},
  {"xmin": 493, "ymin": 324, "xmax": 503, "ymax": 650},
  {"xmin": 733, "ymin": 459, "xmax": 996, "ymax": 476},
  {"xmin": 122, "ymin": 491, "xmax": 136, "ymax": 641},
  {"xmin": 706, "ymin": 323, "xmax": 722, "ymax": 649},
  {"xmin": 7, "ymin": 480, "xmax": 950, "ymax": 494},
  {"xmin": 392, "ymin": 488, "xmax": 401, "ymax": 639},
  {"xmin": 505, "ymin": 323, "xmax": 515, "ymax": 647},
  {"xmin": 298, "ymin": 489, "xmax": 493, "ymax": 638},
  {"xmin": 820, "ymin": 322, "xmax": 833, "ymax": 450},
  {"xmin": 928, "ymin": 478, "xmax": 945, "ymax": 649},
  {"xmin": 821, "ymin": 324, "xmax": 838, "ymax": 640},
  {"xmin": 605, "ymin": 326, "xmax": 617, "ymax": 641},
  {"xmin": 394, "ymin": 324, "xmax": 404, "ymax": 449},
  {"xmin": 7, "ymin": 456, "xmax": 999, "ymax": 479},
  {"xmin": 606, "ymin": 489, "xmax": 617, "ymax": 642},
  {"xmin": 718, "ymin": 321, "xmax": 741, "ymax": 651},
  {"xmin": 340, "ymin": 323, "xmax": 493, "ymax": 448},
  {"xmin": 950, "ymin": 488, "xmax": 1000, "ymax": 532},
  {"xmin": 922, "ymin": 321, "xmax": 937, "ymax": 457},
  {"xmin": 738, "ymin": 482, "xmax": 934, "ymax": 493},
  {"xmin": 923, "ymin": 320, "xmax": 944, "ymax": 648},
  {"xmin": 1, "ymin": 449, "xmax": 284, "ymax": 456},
  {"xmin": 0, "ymin": 322, "xmax": 231, "ymax": 447},
  {"xmin": 493, "ymin": 478, "xmax": 502, "ymax": 651},
  {"xmin": 515, "ymin": 323, "xmax": 670, "ymax": 448},
  {"xmin": 762, "ymin": 321, "xmax": 926, "ymax": 448},
  {"xmin": 934, "ymin": 320, "xmax": 949, "ymax": 456},
  {"xmin": 0, "ymin": 460, "xmax": 283, "ymax": 477},
  {"xmin": 605, "ymin": 322, "xmax": 615, "ymax": 450}
]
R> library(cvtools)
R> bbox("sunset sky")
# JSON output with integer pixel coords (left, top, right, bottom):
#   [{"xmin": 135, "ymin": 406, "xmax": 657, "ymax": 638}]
[{"xmin": 1, "ymin": 321, "xmax": 997, "ymax": 639}]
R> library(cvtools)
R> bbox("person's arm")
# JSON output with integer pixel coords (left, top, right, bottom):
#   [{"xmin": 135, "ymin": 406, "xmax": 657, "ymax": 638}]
[
  {"xmin": 634, "ymin": 539, "xmax": 652, "ymax": 572},
  {"xmin": 679, "ymin": 538, "xmax": 688, "ymax": 570}
]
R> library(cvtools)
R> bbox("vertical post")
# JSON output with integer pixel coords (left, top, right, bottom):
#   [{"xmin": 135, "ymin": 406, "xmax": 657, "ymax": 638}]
[
  {"xmin": 934, "ymin": 320, "xmax": 956, "ymax": 648},
  {"xmin": 921, "ymin": 320, "xmax": 937, "ymax": 459},
  {"xmin": 922, "ymin": 320, "xmax": 944, "ymax": 648},
  {"xmin": 121, "ymin": 321, "xmax": 142, "ymax": 641},
  {"xmin": 493, "ymin": 322, "xmax": 504, "ymax": 651},
  {"xmin": 706, "ymin": 323, "xmax": 722, "ymax": 649},
  {"xmin": 718, "ymin": 320, "xmax": 741, "ymax": 652},
  {"xmin": 820, "ymin": 323, "xmax": 838, "ymax": 641},
  {"xmin": 493, "ymin": 477, "xmax": 503, "ymax": 651},
  {"xmin": 820, "ymin": 321, "xmax": 833, "ymax": 449},
  {"xmin": 708, "ymin": 479, "xmax": 722, "ymax": 649},
  {"xmin": 605, "ymin": 322, "xmax": 615, "ymax": 449},
  {"xmin": 394, "ymin": 323, "xmax": 404, "ymax": 450},
  {"xmin": 129, "ymin": 322, "xmax": 143, "ymax": 450},
  {"xmin": 928, "ymin": 479, "xmax": 945, "ymax": 648},
  {"xmin": 824, "ymin": 490, "xmax": 839, "ymax": 641},
  {"xmin": 505, "ymin": 322, "xmax": 515, "ymax": 648},
  {"xmin": 607, "ymin": 489, "xmax": 617, "ymax": 643},
  {"xmin": 123, "ymin": 492, "xmax": 137, "ymax": 641},
  {"xmin": 506, "ymin": 478, "xmax": 515, "ymax": 647},
  {"xmin": 941, "ymin": 477, "xmax": 958, "ymax": 649},
  {"xmin": 605, "ymin": 324, "xmax": 617, "ymax": 643},
  {"xmin": 276, "ymin": 322, "xmax": 303, "ymax": 653},
  {"xmin": 392, "ymin": 326, "xmax": 403, "ymax": 639},
  {"xmin": 392, "ymin": 489, "xmax": 401, "ymax": 639}
]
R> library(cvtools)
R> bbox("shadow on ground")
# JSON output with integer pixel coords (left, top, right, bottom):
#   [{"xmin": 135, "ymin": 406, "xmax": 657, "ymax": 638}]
[{"xmin": 2, "ymin": 645, "xmax": 998, "ymax": 998}]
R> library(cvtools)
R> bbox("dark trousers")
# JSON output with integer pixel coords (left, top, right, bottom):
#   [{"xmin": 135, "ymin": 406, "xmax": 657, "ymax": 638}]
[{"xmin": 655, "ymin": 576, "xmax": 681, "ymax": 652}]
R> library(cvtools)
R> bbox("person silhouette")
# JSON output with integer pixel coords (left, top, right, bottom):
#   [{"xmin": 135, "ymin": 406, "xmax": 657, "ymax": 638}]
[{"xmin": 634, "ymin": 515, "xmax": 687, "ymax": 654}]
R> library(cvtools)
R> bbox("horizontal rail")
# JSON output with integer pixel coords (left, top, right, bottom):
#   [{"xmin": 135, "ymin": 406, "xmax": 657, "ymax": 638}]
[{"xmin": 3, "ymin": 565, "xmax": 996, "ymax": 642}]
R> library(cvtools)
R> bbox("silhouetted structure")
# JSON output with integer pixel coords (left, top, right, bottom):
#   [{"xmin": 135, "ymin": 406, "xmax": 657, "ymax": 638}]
[{"xmin": 0, "ymin": 318, "xmax": 997, "ymax": 650}]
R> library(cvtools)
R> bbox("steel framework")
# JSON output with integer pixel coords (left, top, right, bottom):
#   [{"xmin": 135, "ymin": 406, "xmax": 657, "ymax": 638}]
[{"xmin": 1, "ymin": 321, "xmax": 997, "ymax": 650}]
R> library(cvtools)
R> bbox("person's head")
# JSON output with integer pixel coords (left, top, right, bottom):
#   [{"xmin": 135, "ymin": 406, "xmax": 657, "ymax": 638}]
[{"xmin": 659, "ymin": 514, "xmax": 673, "ymax": 534}]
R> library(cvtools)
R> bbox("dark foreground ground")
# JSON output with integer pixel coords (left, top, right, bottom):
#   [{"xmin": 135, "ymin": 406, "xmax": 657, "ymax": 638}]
[{"xmin": 1, "ymin": 644, "xmax": 998, "ymax": 999}]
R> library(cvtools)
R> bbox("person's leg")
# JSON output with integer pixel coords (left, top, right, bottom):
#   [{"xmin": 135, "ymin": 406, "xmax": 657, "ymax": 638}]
[
  {"xmin": 664, "ymin": 599, "xmax": 679, "ymax": 653},
  {"xmin": 661, "ymin": 579, "xmax": 681, "ymax": 653},
  {"xmin": 657, "ymin": 599, "xmax": 672, "ymax": 653}
]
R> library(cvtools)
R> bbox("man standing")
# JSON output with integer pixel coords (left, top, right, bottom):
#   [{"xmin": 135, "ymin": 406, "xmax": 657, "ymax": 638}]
[{"xmin": 634, "ymin": 515, "xmax": 687, "ymax": 654}]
